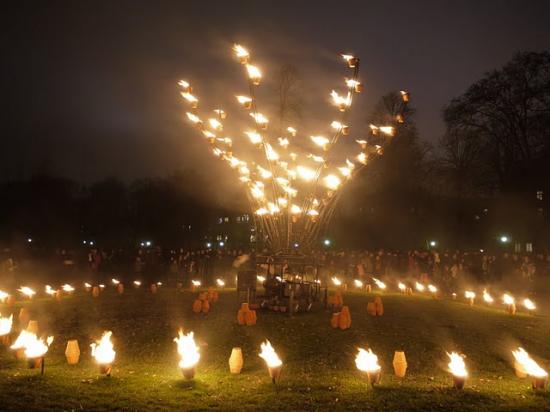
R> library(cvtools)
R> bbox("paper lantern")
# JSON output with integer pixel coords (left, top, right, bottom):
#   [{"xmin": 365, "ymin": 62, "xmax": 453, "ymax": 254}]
[
  {"xmin": 65, "ymin": 340, "xmax": 80, "ymax": 365},
  {"xmin": 229, "ymin": 347, "xmax": 243, "ymax": 374},
  {"xmin": 245, "ymin": 310, "xmax": 257, "ymax": 326},
  {"xmin": 375, "ymin": 299, "xmax": 384, "ymax": 316},
  {"xmin": 150, "ymin": 284, "xmax": 158, "ymax": 294},
  {"xmin": 367, "ymin": 302, "xmax": 377, "ymax": 316},
  {"xmin": 117, "ymin": 283, "xmax": 124, "ymax": 294},
  {"xmin": 26, "ymin": 320, "xmax": 39, "ymax": 334},
  {"xmin": 92, "ymin": 286, "xmax": 100, "ymax": 298},
  {"xmin": 192, "ymin": 299, "xmax": 203, "ymax": 314},
  {"xmin": 393, "ymin": 351, "xmax": 407, "ymax": 378},
  {"xmin": 338, "ymin": 306, "xmax": 351, "ymax": 330},
  {"xmin": 330, "ymin": 313, "xmax": 340, "ymax": 328}
]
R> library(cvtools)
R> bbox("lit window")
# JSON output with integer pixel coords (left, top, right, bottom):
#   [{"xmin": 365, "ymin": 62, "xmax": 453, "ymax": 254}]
[
  {"xmin": 216, "ymin": 234, "xmax": 222, "ymax": 241},
  {"xmin": 526, "ymin": 243, "xmax": 533, "ymax": 252},
  {"xmin": 536, "ymin": 190, "xmax": 543, "ymax": 201},
  {"xmin": 224, "ymin": 217, "xmax": 229, "ymax": 222},
  {"xmin": 236, "ymin": 216, "xmax": 241, "ymax": 222}
]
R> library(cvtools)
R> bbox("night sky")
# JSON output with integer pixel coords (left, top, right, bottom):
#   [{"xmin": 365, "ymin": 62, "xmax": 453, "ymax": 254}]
[{"xmin": 3, "ymin": 0, "xmax": 550, "ymax": 185}]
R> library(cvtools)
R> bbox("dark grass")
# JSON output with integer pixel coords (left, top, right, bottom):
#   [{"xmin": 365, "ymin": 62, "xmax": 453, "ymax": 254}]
[{"xmin": 1, "ymin": 288, "xmax": 549, "ymax": 411}]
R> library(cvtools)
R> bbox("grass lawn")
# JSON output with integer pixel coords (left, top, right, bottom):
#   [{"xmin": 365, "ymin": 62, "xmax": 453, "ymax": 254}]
[{"xmin": 1, "ymin": 288, "xmax": 549, "ymax": 411}]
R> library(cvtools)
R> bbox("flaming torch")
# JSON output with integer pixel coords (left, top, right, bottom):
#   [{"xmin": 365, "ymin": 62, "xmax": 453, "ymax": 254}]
[
  {"xmin": 355, "ymin": 348, "xmax": 382, "ymax": 387},
  {"xmin": 331, "ymin": 277, "xmax": 342, "ymax": 287},
  {"xmin": 62, "ymin": 284, "xmax": 75, "ymax": 294},
  {"xmin": 465, "ymin": 291, "xmax": 476, "ymax": 306},
  {"xmin": 398, "ymin": 282, "xmax": 406, "ymax": 293},
  {"xmin": 447, "ymin": 352, "xmax": 468, "ymax": 389},
  {"xmin": 24, "ymin": 334, "xmax": 54, "ymax": 372},
  {"xmin": 512, "ymin": 347, "xmax": 548, "ymax": 389},
  {"xmin": 174, "ymin": 329, "xmax": 200, "ymax": 379},
  {"xmin": 216, "ymin": 278, "xmax": 226, "ymax": 288},
  {"xmin": 0, "ymin": 313, "xmax": 13, "ymax": 345},
  {"xmin": 372, "ymin": 278, "xmax": 386, "ymax": 291},
  {"xmin": 427, "ymin": 284, "xmax": 438, "ymax": 298},
  {"xmin": 354, "ymin": 279, "xmax": 364, "ymax": 289},
  {"xmin": 483, "ymin": 289, "xmax": 494, "ymax": 304},
  {"xmin": 91, "ymin": 331, "xmax": 116, "ymax": 376},
  {"xmin": 259, "ymin": 340, "xmax": 283, "ymax": 384},
  {"xmin": 18, "ymin": 286, "xmax": 36, "ymax": 300},
  {"xmin": 523, "ymin": 298, "xmax": 536, "ymax": 315},
  {"xmin": 0, "ymin": 290, "xmax": 11, "ymax": 304},
  {"xmin": 502, "ymin": 293, "xmax": 516, "ymax": 315},
  {"xmin": 415, "ymin": 282, "xmax": 425, "ymax": 293}
]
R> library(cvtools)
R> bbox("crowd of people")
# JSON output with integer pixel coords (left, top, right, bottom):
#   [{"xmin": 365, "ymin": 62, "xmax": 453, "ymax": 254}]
[{"xmin": 1, "ymin": 246, "xmax": 549, "ymax": 295}]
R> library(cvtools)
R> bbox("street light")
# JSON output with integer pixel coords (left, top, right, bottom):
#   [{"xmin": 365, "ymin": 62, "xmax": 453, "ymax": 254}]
[
  {"xmin": 323, "ymin": 239, "xmax": 331, "ymax": 247},
  {"xmin": 206, "ymin": 242, "xmax": 212, "ymax": 248},
  {"xmin": 500, "ymin": 235, "xmax": 510, "ymax": 243},
  {"xmin": 429, "ymin": 240, "xmax": 437, "ymax": 247},
  {"xmin": 219, "ymin": 241, "xmax": 225, "ymax": 247}
]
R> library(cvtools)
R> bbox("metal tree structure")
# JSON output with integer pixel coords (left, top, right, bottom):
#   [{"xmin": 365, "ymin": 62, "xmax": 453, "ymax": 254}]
[{"xmin": 179, "ymin": 45, "xmax": 408, "ymax": 252}]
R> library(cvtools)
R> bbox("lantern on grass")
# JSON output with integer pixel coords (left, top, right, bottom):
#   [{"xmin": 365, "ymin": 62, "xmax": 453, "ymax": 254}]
[
  {"xmin": 338, "ymin": 306, "xmax": 352, "ymax": 330},
  {"xmin": 24, "ymin": 334, "xmax": 54, "ymax": 371},
  {"xmin": 392, "ymin": 351, "xmax": 407, "ymax": 378},
  {"xmin": 502, "ymin": 294, "xmax": 516, "ymax": 315},
  {"xmin": 174, "ymin": 329, "xmax": 200, "ymax": 379},
  {"xmin": 447, "ymin": 352, "xmax": 468, "ymax": 389},
  {"xmin": 91, "ymin": 331, "xmax": 116, "ymax": 376},
  {"xmin": 228, "ymin": 347, "xmax": 243, "ymax": 374},
  {"xmin": 65, "ymin": 339, "xmax": 80, "ymax": 365},
  {"xmin": 355, "ymin": 348, "xmax": 381, "ymax": 386},
  {"xmin": 0, "ymin": 313, "xmax": 13, "ymax": 345},
  {"xmin": 259, "ymin": 340, "xmax": 283, "ymax": 384},
  {"xmin": 512, "ymin": 347, "xmax": 548, "ymax": 389}
]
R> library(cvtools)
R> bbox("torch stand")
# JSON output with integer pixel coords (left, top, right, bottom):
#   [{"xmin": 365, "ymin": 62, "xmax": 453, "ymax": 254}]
[
  {"xmin": 181, "ymin": 365, "xmax": 196, "ymax": 380},
  {"xmin": 452, "ymin": 375, "xmax": 466, "ymax": 390},
  {"xmin": 366, "ymin": 370, "xmax": 381, "ymax": 387},
  {"xmin": 268, "ymin": 365, "xmax": 282, "ymax": 384},
  {"xmin": 99, "ymin": 363, "xmax": 112, "ymax": 377}
]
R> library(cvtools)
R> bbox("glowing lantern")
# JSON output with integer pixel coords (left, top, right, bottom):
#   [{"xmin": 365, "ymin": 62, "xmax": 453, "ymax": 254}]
[
  {"xmin": 91, "ymin": 331, "xmax": 116, "ymax": 375},
  {"xmin": 393, "ymin": 351, "xmax": 407, "ymax": 378},
  {"xmin": 229, "ymin": 347, "xmax": 243, "ymax": 374},
  {"xmin": 174, "ymin": 329, "xmax": 200, "ymax": 379},
  {"xmin": 512, "ymin": 347, "xmax": 547, "ymax": 389},
  {"xmin": 483, "ymin": 289, "xmax": 494, "ymax": 304},
  {"xmin": 465, "ymin": 291, "xmax": 476, "ymax": 306},
  {"xmin": 259, "ymin": 340, "xmax": 283, "ymax": 383},
  {"xmin": 447, "ymin": 352, "xmax": 468, "ymax": 389},
  {"xmin": 355, "ymin": 348, "xmax": 381, "ymax": 386},
  {"xmin": 65, "ymin": 339, "xmax": 80, "ymax": 365},
  {"xmin": 18, "ymin": 286, "xmax": 36, "ymax": 299}
]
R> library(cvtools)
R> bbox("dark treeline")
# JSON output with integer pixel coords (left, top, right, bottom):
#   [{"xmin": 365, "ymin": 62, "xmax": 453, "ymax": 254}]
[{"xmin": 1, "ymin": 51, "xmax": 549, "ymax": 252}]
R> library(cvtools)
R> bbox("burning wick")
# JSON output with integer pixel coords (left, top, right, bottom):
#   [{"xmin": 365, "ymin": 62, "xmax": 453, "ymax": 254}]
[
  {"xmin": 483, "ymin": 289, "xmax": 494, "ymax": 304},
  {"xmin": 174, "ymin": 329, "xmax": 200, "ymax": 380},
  {"xmin": 355, "ymin": 348, "xmax": 381, "ymax": 387},
  {"xmin": 259, "ymin": 340, "xmax": 283, "ymax": 384},
  {"xmin": 447, "ymin": 352, "xmax": 468, "ymax": 389},
  {"xmin": 512, "ymin": 347, "xmax": 547, "ymax": 389},
  {"xmin": 91, "ymin": 331, "xmax": 116, "ymax": 376}
]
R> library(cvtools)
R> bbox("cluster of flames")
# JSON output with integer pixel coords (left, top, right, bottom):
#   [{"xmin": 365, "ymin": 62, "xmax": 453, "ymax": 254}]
[
  {"xmin": 10, "ymin": 330, "xmax": 54, "ymax": 359},
  {"xmin": 179, "ymin": 44, "xmax": 408, "ymax": 250}
]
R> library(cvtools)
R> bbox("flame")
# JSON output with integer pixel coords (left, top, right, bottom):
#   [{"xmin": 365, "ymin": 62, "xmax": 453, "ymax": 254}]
[
  {"xmin": 62, "ymin": 284, "xmax": 75, "ymax": 293},
  {"xmin": 415, "ymin": 282, "xmax": 425, "ymax": 292},
  {"xmin": 246, "ymin": 64, "xmax": 262, "ymax": 83},
  {"xmin": 0, "ymin": 290, "xmax": 9, "ymax": 302},
  {"xmin": 178, "ymin": 80, "xmax": 190, "ymax": 90},
  {"xmin": 265, "ymin": 144, "xmax": 279, "ymax": 161},
  {"xmin": 111, "ymin": 278, "xmax": 120, "ymax": 285},
  {"xmin": 278, "ymin": 137, "xmax": 290, "ymax": 148},
  {"xmin": 355, "ymin": 348, "xmax": 381, "ymax": 373},
  {"xmin": 18, "ymin": 286, "xmax": 36, "ymax": 298},
  {"xmin": 245, "ymin": 131, "xmax": 263, "ymax": 145},
  {"xmin": 290, "ymin": 205, "xmax": 302, "ymax": 215},
  {"xmin": 398, "ymin": 282, "xmax": 406, "ymax": 291},
  {"xmin": 357, "ymin": 153, "xmax": 367, "ymax": 164},
  {"xmin": 332, "ymin": 277, "xmax": 342, "ymax": 286},
  {"xmin": 286, "ymin": 126, "xmax": 297, "ymax": 136},
  {"xmin": 523, "ymin": 298, "xmax": 536, "ymax": 311},
  {"xmin": 45, "ymin": 285, "xmax": 56, "ymax": 296},
  {"xmin": 208, "ymin": 118, "xmax": 223, "ymax": 131},
  {"xmin": 186, "ymin": 112, "xmax": 201, "ymax": 124},
  {"xmin": 465, "ymin": 291, "xmax": 476, "ymax": 299},
  {"xmin": 512, "ymin": 347, "xmax": 547, "ymax": 378},
  {"xmin": 331, "ymin": 121, "xmax": 344, "ymax": 131},
  {"xmin": 354, "ymin": 279, "xmax": 363, "ymax": 288},
  {"xmin": 345, "ymin": 79, "xmax": 361, "ymax": 88},
  {"xmin": 483, "ymin": 289, "xmax": 494, "ymax": 303},
  {"xmin": 191, "ymin": 280, "xmax": 201, "ymax": 287},
  {"xmin": 428, "ymin": 284, "xmax": 437, "ymax": 293},
  {"xmin": 257, "ymin": 275, "xmax": 266, "ymax": 282},
  {"xmin": 307, "ymin": 209, "xmax": 319, "ymax": 217},
  {"xmin": 250, "ymin": 112, "xmax": 269, "ymax": 126},
  {"xmin": 91, "ymin": 331, "xmax": 116, "ymax": 365},
  {"xmin": 174, "ymin": 329, "xmax": 200, "ymax": 369},
  {"xmin": 233, "ymin": 44, "xmax": 249, "ymax": 60},
  {"xmin": 236, "ymin": 95, "xmax": 252, "ymax": 106},
  {"xmin": 11, "ymin": 330, "xmax": 35, "ymax": 350},
  {"xmin": 133, "ymin": 280, "xmax": 142, "ymax": 287},
  {"xmin": 84, "ymin": 282, "xmax": 92, "ymax": 289},
  {"xmin": 502, "ymin": 293, "xmax": 515, "ymax": 305},
  {"xmin": 372, "ymin": 277, "xmax": 386, "ymax": 290},
  {"xmin": 181, "ymin": 92, "xmax": 198, "ymax": 105},
  {"xmin": 447, "ymin": 352, "xmax": 468, "ymax": 377},
  {"xmin": 330, "ymin": 90, "xmax": 351, "ymax": 109},
  {"xmin": 259, "ymin": 340, "xmax": 282, "ymax": 368},
  {"xmin": 24, "ymin": 335, "xmax": 54, "ymax": 359},
  {"xmin": 324, "ymin": 174, "xmax": 341, "ymax": 190},
  {"xmin": 379, "ymin": 126, "xmax": 396, "ymax": 136},
  {"xmin": 216, "ymin": 278, "xmax": 225, "ymax": 287},
  {"xmin": 0, "ymin": 313, "xmax": 13, "ymax": 336},
  {"xmin": 256, "ymin": 207, "xmax": 269, "ymax": 216},
  {"xmin": 400, "ymin": 90, "xmax": 410, "ymax": 102}
]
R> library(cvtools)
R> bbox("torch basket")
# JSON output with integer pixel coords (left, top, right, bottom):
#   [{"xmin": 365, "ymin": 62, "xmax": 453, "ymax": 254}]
[
  {"xmin": 268, "ymin": 365, "xmax": 282, "ymax": 384},
  {"xmin": 181, "ymin": 365, "xmax": 196, "ymax": 380},
  {"xmin": 453, "ymin": 375, "xmax": 466, "ymax": 390},
  {"xmin": 99, "ymin": 363, "xmax": 112, "ymax": 376},
  {"xmin": 532, "ymin": 376, "xmax": 547, "ymax": 390},
  {"xmin": 28, "ymin": 357, "xmax": 43, "ymax": 369}
]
